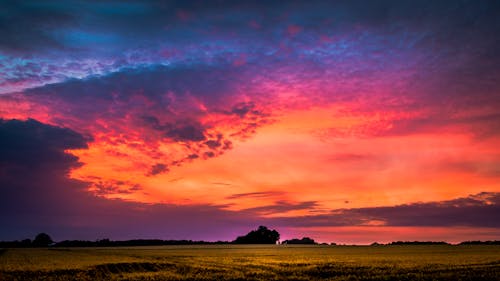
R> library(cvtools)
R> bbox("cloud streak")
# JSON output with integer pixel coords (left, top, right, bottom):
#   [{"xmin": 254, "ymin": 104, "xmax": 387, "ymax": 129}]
[{"xmin": 269, "ymin": 193, "xmax": 500, "ymax": 228}]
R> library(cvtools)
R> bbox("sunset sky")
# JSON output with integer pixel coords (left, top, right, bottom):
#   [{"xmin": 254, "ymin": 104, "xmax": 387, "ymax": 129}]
[{"xmin": 1, "ymin": 0, "xmax": 499, "ymax": 244}]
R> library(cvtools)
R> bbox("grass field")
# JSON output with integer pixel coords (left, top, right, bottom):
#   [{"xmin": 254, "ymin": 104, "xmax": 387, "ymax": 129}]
[{"xmin": 0, "ymin": 245, "xmax": 499, "ymax": 280}]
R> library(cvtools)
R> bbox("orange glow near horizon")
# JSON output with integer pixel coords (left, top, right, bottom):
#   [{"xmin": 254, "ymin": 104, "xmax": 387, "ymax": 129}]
[
  {"xmin": 63, "ymin": 103, "xmax": 500, "ymax": 216},
  {"xmin": 281, "ymin": 226, "xmax": 500, "ymax": 244}
]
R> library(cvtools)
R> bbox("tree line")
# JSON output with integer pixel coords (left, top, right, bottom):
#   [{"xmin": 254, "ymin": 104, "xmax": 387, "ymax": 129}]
[{"xmin": 1, "ymin": 227, "xmax": 498, "ymax": 247}]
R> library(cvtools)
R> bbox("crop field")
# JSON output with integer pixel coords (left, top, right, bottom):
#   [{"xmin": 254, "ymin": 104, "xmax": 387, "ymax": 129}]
[{"xmin": 0, "ymin": 245, "xmax": 499, "ymax": 281}]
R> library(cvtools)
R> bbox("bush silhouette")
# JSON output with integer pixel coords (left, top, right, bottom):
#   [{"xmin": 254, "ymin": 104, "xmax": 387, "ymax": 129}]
[
  {"xmin": 234, "ymin": 226, "xmax": 280, "ymax": 244},
  {"xmin": 33, "ymin": 233, "xmax": 53, "ymax": 247},
  {"xmin": 282, "ymin": 237, "xmax": 317, "ymax": 244}
]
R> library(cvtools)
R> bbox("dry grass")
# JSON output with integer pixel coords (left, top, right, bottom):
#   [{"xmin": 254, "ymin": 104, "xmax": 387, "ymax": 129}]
[{"xmin": 0, "ymin": 245, "xmax": 499, "ymax": 280}]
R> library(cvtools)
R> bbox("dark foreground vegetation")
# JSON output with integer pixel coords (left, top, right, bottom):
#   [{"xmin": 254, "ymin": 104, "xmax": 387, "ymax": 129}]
[
  {"xmin": 0, "ymin": 245, "xmax": 499, "ymax": 281},
  {"xmin": 1, "ymin": 227, "xmax": 498, "ymax": 248},
  {"xmin": 3, "ymin": 238, "xmax": 500, "ymax": 248},
  {"xmin": 0, "ymin": 226, "xmax": 280, "ymax": 248}
]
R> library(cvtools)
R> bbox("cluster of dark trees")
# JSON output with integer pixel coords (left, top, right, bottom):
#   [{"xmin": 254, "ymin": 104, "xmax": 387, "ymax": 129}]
[
  {"xmin": 373, "ymin": 241, "xmax": 500, "ymax": 246},
  {"xmin": 233, "ymin": 226, "xmax": 280, "ymax": 244},
  {"xmin": 0, "ymin": 236, "xmax": 233, "ymax": 248},
  {"xmin": 54, "ymin": 239, "xmax": 231, "ymax": 247},
  {"xmin": 282, "ymin": 237, "xmax": 317, "ymax": 244},
  {"xmin": 0, "ymin": 226, "xmax": 281, "ymax": 248},
  {"xmin": 387, "ymin": 241, "xmax": 450, "ymax": 245},
  {"xmin": 457, "ymin": 241, "xmax": 500, "ymax": 245},
  {"xmin": 0, "ymin": 233, "xmax": 53, "ymax": 248},
  {"xmin": 2, "ymin": 228, "xmax": 499, "ymax": 248}
]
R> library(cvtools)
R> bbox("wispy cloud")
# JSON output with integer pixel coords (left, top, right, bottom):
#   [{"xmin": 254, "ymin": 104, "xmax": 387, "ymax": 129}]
[{"xmin": 226, "ymin": 191, "xmax": 284, "ymax": 200}]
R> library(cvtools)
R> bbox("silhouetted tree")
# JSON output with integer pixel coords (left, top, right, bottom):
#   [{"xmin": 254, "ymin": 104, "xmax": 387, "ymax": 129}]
[
  {"xmin": 233, "ymin": 226, "xmax": 280, "ymax": 244},
  {"xmin": 33, "ymin": 233, "xmax": 53, "ymax": 247}
]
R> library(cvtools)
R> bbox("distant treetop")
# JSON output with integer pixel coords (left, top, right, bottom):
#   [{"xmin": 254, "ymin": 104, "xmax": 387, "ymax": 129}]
[
  {"xmin": 32, "ymin": 233, "xmax": 53, "ymax": 247},
  {"xmin": 233, "ymin": 226, "xmax": 280, "ymax": 244},
  {"xmin": 282, "ymin": 237, "xmax": 317, "ymax": 245}
]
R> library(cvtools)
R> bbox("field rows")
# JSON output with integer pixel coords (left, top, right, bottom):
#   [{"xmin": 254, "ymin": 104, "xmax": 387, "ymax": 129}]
[{"xmin": 0, "ymin": 245, "xmax": 499, "ymax": 280}]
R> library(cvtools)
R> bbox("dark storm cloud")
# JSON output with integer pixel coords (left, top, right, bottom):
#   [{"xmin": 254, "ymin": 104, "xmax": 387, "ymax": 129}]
[
  {"xmin": 0, "ymin": 119, "xmax": 91, "ymax": 227},
  {"xmin": 0, "ymin": 118, "xmax": 89, "ymax": 168}
]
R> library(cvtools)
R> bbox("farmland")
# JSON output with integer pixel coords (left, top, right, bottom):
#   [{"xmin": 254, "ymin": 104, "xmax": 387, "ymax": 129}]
[{"xmin": 0, "ymin": 245, "xmax": 499, "ymax": 280}]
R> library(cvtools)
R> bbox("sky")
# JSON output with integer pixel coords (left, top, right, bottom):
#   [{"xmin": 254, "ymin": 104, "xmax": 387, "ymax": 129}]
[{"xmin": 0, "ymin": 0, "xmax": 499, "ymax": 244}]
